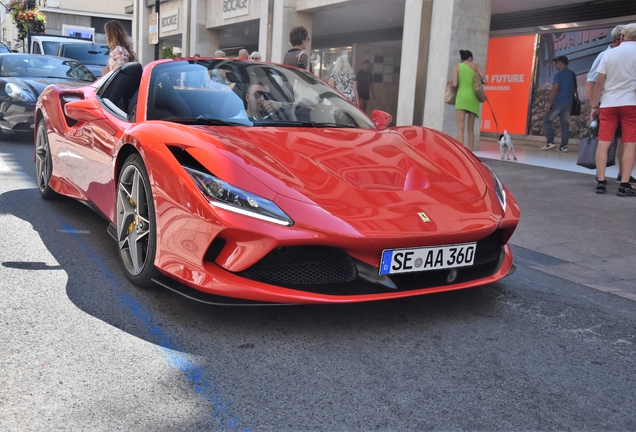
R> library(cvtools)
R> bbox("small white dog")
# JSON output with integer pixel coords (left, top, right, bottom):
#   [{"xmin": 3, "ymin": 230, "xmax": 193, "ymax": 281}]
[{"xmin": 498, "ymin": 130, "xmax": 517, "ymax": 161}]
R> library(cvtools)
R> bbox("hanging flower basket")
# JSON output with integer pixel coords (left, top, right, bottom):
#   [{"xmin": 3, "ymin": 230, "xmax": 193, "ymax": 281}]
[{"xmin": 9, "ymin": 0, "xmax": 47, "ymax": 40}]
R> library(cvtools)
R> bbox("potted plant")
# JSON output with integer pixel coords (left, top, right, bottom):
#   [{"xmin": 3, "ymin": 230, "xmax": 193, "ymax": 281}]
[{"xmin": 9, "ymin": 0, "xmax": 47, "ymax": 40}]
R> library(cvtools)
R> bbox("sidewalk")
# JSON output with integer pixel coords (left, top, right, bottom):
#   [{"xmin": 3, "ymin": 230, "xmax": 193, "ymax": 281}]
[
  {"xmin": 475, "ymin": 139, "xmax": 620, "ymax": 178},
  {"xmin": 476, "ymin": 140, "xmax": 636, "ymax": 302}
]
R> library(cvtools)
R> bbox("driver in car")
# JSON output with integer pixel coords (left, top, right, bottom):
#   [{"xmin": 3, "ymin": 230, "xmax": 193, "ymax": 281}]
[{"xmin": 245, "ymin": 83, "xmax": 271, "ymax": 120}]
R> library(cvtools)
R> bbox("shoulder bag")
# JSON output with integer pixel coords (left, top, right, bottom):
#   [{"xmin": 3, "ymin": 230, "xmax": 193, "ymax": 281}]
[
  {"xmin": 570, "ymin": 70, "xmax": 581, "ymax": 116},
  {"xmin": 577, "ymin": 128, "xmax": 617, "ymax": 169},
  {"xmin": 474, "ymin": 71, "xmax": 486, "ymax": 103},
  {"xmin": 444, "ymin": 81, "xmax": 456, "ymax": 105}
]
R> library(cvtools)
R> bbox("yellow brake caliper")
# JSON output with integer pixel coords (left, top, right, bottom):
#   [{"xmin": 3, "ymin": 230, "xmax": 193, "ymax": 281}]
[{"xmin": 127, "ymin": 197, "xmax": 136, "ymax": 234}]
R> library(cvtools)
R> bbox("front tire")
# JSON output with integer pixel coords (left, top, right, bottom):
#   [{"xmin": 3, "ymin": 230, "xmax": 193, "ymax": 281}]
[
  {"xmin": 116, "ymin": 154, "xmax": 159, "ymax": 287},
  {"xmin": 35, "ymin": 119, "xmax": 58, "ymax": 200}
]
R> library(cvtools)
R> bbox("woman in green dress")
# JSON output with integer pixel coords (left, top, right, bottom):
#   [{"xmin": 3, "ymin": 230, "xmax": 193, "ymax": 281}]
[{"xmin": 452, "ymin": 50, "xmax": 487, "ymax": 152}]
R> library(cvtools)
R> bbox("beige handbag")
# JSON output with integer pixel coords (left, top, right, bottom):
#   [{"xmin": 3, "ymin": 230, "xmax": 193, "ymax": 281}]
[
  {"xmin": 444, "ymin": 81, "xmax": 456, "ymax": 105},
  {"xmin": 474, "ymin": 73, "xmax": 486, "ymax": 102}
]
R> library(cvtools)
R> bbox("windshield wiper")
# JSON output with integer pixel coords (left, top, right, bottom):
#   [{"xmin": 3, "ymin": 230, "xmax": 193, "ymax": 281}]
[
  {"xmin": 41, "ymin": 76, "xmax": 94, "ymax": 82},
  {"xmin": 252, "ymin": 120, "xmax": 356, "ymax": 128},
  {"xmin": 42, "ymin": 76, "xmax": 73, "ymax": 80},
  {"xmin": 314, "ymin": 122, "xmax": 357, "ymax": 128},
  {"xmin": 164, "ymin": 117, "xmax": 245, "ymax": 126}
]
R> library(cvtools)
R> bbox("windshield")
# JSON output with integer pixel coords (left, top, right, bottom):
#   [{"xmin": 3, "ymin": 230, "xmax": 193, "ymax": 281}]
[
  {"xmin": 0, "ymin": 55, "xmax": 96, "ymax": 81},
  {"xmin": 146, "ymin": 59, "xmax": 375, "ymax": 129},
  {"xmin": 61, "ymin": 45, "xmax": 109, "ymax": 66},
  {"xmin": 42, "ymin": 41, "xmax": 61, "ymax": 56}
]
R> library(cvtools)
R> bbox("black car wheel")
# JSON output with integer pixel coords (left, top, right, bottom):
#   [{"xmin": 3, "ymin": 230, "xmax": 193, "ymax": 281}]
[
  {"xmin": 116, "ymin": 154, "xmax": 159, "ymax": 287},
  {"xmin": 35, "ymin": 119, "xmax": 58, "ymax": 199}
]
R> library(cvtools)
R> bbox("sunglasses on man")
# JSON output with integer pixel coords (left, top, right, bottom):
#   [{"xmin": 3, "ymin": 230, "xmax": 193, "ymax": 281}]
[{"xmin": 250, "ymin": 90, "xmax": 271, "ymax": 99}]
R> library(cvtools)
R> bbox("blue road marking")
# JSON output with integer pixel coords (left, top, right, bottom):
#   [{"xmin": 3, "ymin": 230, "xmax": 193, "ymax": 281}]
[{"xmin": 59, "ymin": 223, "xmax": 249, "ymax": 430}]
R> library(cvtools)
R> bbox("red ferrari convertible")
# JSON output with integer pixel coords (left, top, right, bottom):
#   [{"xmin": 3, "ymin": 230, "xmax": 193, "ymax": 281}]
[{"xmin": 35, "ymin": 58, "xmax": 519, "ymax": 304}]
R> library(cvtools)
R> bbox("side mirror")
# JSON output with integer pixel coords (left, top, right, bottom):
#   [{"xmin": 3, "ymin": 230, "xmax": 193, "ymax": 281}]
[
  {"xmin": 64, "ymin": 98, "xmax": 104, "ymax": 122},
  {"xmin": 371, "ymin": 110, "xmax": 392, "ymax": 130}
]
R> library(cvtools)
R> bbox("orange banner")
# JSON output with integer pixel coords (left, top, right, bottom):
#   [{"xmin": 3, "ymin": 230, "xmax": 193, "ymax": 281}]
[{"xmin": 480, "ymin": 35, "xmax": 536, "ymax": 135}]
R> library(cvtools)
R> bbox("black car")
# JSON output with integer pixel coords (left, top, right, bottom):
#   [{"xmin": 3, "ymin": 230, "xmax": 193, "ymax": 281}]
[
  {"xmin": 56, "ymin": 43, "xmax": 109, "ymax": 78},
  {"xmin": 0, "ymin": 54, "xmax": 96, "ymax": 138}
]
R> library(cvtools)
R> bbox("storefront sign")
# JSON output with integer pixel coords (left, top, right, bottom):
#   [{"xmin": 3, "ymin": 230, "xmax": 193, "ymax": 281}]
[
  {"xmin": 161, "ymin": 9, "xmax": 179, "ymax": 34},
  {"xmin": 223, "ymin": 0, "xmax": 249, "ymax": 19},
  {"xmin": 149, "ymin": 13, "xmax": 158, "ymax": 45},
  {"xmin": 480, "ymin": 35, "xmax": 536, "ymax": 135}
]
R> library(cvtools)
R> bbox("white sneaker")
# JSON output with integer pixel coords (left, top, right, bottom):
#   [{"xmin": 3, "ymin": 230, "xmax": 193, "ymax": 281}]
[
  {"xmin": 540, "ymin": 142, "xmax": 556, "ymax": 150},
  {"xmin": 558, "ymin": 146, "xmax": 568, "ymax": 153}
]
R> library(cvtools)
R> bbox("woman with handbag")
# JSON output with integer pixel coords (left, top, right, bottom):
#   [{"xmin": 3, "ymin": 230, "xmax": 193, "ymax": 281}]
[{"xmin": 452, "ymin": 50, "xmax": 487, "ymax": 152}]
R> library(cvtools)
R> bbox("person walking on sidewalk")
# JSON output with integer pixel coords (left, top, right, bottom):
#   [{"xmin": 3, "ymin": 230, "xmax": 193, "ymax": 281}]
[
  {"xmin": 541, "ymin": 55, "xmax": 575, "ymax": 153},
  {"xmin": 452, "ymin": 50, "xmax": 487, "ymax": 152},
  {"xmin": 590, "ymin": 23, "xmax": 636, "ymax": 196}
]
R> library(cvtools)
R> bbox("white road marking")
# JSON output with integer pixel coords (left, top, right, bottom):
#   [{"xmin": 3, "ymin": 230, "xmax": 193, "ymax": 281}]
[{"xmin": 0, "ymin": 157, "xmax": 12, "ymax": 172}]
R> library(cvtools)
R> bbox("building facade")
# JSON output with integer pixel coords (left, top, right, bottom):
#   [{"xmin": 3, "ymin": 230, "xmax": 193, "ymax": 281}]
[
  {"xmin": 4, "ymin": 0, "xmax": 633, "ymax": 146},
  {"xmin": 133, "ymin": 0, "xmax": 492, "ymax": 141}
]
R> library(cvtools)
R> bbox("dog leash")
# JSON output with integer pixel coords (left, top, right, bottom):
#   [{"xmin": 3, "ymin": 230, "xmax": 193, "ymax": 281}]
[{"xmin": 483, "ymin": 96, "xmax": 499, "ymax": 138}]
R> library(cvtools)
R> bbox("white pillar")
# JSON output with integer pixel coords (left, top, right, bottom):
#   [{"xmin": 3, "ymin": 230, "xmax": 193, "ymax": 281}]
[
  {"xmin": 271, "ymin": 0, "xmax": 284, "ymax": 63},
  {"xmin": 423, "ymin": 0, "xmax": 491, "ymax": 148},
  {"xmin": 182, "ymin": 0, "xmax": 190, "ymax": 57},
  {"xmin": 271, "ymin": 0, "xmax": 312, "ymax": 64},
  {"xmin": 258, "ymin": 0, "xmax": 273, "ymax": 61},
  {"xmin": 135, "ymin": 0, "xmax": 154, "ymax": 65},
  {"xmin": 422, "ymin": 0, "xmax": 454, "ymax": 131},
  {"xmin": 189, "ymin": 0, "xmax": 219, "ymax": 56},
  {"xmin": 396, "ymin": 0, "xmax": 426, "ymax": 126}
]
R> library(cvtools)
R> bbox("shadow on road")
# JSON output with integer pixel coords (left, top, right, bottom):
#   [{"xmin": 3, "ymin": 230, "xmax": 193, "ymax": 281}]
[{"xmin": 0, "ymin": 185, "xmax": 510, "ymax": 354}]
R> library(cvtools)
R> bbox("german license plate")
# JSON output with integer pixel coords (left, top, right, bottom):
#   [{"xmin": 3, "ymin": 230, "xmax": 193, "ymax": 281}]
[{"xmin": 380, "ymin": 243, "xmax": 477, "ymax": 275}]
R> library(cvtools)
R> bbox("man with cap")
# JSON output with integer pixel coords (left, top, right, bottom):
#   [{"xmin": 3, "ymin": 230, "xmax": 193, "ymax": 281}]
[
  {"xmin": 586, "ymin": 24, "xmax": 635, "ymax": 185},
  {"xmin": 590, "ymin": 23, "xmax": 636, "ymax": 196},
  {"xmin": 541, "ymin": 55, "xmax": 576, "ymax": 152}
]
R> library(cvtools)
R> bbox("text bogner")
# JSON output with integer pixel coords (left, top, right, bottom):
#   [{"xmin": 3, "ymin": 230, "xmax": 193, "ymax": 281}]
[
  {"xmin": 161, "ymin": 15, "xmax": 177, "ymax": 28},
  {"xmin": 224, "ymin": 0, "xmax": 248, "ymax": 12}
]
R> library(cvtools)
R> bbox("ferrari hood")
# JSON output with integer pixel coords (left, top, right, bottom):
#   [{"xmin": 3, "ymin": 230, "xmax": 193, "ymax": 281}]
[{"xmin": 199, "ymin": 126, "xmax": 488, "ymax": 208}]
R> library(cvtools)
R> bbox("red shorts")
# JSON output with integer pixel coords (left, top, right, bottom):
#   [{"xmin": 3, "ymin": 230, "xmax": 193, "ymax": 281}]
[{"xmin": 598, "ymin": 105, "xmax": 636, "ymax": 142}]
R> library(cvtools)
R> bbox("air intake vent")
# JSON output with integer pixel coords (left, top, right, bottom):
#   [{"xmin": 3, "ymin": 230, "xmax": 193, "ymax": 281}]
[{"xmin": 238, "ymin": 246, "xmax": 358, "ymax": 285}]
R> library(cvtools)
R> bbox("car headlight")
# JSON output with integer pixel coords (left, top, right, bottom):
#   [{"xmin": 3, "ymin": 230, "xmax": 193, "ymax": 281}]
[
  {"xmin": 485, "ymin": 165, "xmax": 506, "ymax": 212},
  {"xmin": 5, "ymin": 82, "xmax": 35, "ymax": 102},
  {"xmin": 184, "ymin": 166, "xmax": 294, "ymax": 226}
]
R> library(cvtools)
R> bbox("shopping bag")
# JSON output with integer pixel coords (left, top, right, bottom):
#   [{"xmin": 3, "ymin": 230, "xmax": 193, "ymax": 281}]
[
  {"xmin": 444, "ymin": 81, "xmax": 456, "ymax": 105},
  {"xmin": 474, "ymin": 73, "xmax": 486, "ymax": 103},
  {"xmin": 576, "ymin": 134, "xmax": 617, "ymax": 169}
]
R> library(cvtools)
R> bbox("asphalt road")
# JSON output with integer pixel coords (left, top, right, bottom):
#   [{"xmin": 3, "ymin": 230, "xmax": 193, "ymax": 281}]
[{"xmin": 1, "ymin": 137, "xmax": 635, "ymax": 431}]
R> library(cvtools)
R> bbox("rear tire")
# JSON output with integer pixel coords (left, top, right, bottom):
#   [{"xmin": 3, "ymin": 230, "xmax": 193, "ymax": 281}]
[
  {"xmin": 35, "ymin": 119, "xmax": 58, "ymax": 200},
  {"xmin": 116, "ymin": 154, "xmax": 159, "ymax": 287}
]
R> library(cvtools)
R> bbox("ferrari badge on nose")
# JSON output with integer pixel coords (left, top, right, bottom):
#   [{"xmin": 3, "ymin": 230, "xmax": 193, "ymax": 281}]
[{"xmin": 418, "ymin": 212, "xmax": 430, "ymax": 223}]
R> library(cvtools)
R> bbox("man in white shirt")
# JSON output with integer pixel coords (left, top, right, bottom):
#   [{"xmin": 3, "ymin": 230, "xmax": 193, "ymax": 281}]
[
  {"xmin": 586, "ymin": 25, "xmax": 635, "ymax": 184},
  {"xmin": 590, "ymin": 23, "xmax": 636, "ymax": 196}
]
